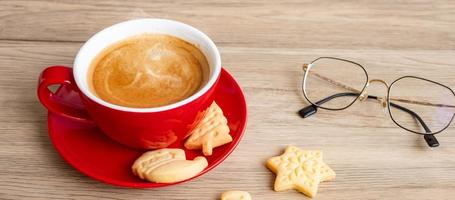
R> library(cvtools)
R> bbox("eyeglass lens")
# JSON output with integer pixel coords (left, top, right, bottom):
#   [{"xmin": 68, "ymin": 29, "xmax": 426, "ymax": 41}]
[
  {"xmin": 304, "ymin": 58, "xmax": 368, "ymax": 110},
  {"xmin": 389, "ymin": 77, "xmax": 455, "ymax": 134}
]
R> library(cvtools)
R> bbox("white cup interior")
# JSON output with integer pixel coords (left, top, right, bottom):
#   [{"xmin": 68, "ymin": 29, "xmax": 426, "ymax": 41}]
[{"xmin": 73, "ymin": 18, "xmax": 221, "ymax": 113}]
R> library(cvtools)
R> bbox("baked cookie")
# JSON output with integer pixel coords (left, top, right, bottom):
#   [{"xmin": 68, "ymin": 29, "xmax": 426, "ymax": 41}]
[
  {"xmin": 266, "ymin": 146, "xmax": 335, "ymax": 198},
  {"xmin": 184, "ymin": 102, "xmax": 232, "ymax": 156},
  {"xmin": 266, "ymin": 149, "xmax": 335, "ymax": 182},
  {"xmin": 221, "ymin": 190, "xmax": 252, "ymax": 200},
  {"xmin": 132, "ymin": 148, "xmax": 208, "ymax": 183}
]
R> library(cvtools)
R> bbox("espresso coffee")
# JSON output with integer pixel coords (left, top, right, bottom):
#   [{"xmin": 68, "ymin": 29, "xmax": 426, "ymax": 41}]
[{"xmin": 89, "ymin": 34, "xmax": 209, "ymax": 108}]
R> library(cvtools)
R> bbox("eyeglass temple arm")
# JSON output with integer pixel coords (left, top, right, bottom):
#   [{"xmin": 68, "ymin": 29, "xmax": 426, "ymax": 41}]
[
  {"xmin": 298, "ymin": 92, "xmax": 359, "ymax": 118},
  {"xmin": 388, "ymin": 102, "xmax": 439, "ymax": 147},
  {"xmin": 298, "ymin": 92, "xmax": 439, "ymax": 147}
]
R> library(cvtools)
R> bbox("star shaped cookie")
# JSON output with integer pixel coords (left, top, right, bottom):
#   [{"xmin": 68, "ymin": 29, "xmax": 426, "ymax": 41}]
[{"xmin": 266, "ymin": 146, "xmax": 335, "ymax": 198}]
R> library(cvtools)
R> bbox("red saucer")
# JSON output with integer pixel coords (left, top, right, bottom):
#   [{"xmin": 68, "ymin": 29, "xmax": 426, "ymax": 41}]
[{"xmin": 47, "ymin": 68, "xmax": 247, "ymax": 188}]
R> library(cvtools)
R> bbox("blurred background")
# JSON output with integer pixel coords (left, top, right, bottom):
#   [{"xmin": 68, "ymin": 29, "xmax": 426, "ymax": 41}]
[{"xmin": 1, "ymin": 1, "xmax": 454, "ymax": 199}]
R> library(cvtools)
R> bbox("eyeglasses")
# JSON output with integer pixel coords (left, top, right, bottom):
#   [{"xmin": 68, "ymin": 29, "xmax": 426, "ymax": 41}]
[{"xmin": 299, "ymin": 57, "xmax": 455, "ymax": 147}]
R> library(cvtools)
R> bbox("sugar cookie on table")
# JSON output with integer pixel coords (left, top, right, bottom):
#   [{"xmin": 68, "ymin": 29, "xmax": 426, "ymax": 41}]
[
  {"xmin": 185, "ymin": 102, "xmax": 232, "ymax": 156},
  {"xmin": 132, "ymin": 148, "xmax": 208, "ymax": 183},
  {"xmin": 266, "ymin": 148, "xmax": 336, "ymax": 182},
  {"xmin": 221, "ymin": 190, "xmax": 252, "ymax": 200},
  {"xmin": 266, "ymin": 146, "xmax": 335, "ymax": 198}
]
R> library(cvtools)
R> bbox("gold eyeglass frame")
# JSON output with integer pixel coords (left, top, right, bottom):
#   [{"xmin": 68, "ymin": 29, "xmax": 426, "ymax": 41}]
[{"xmin": 299, "ymin": 57, "xmax": 455, "ymax": 147}]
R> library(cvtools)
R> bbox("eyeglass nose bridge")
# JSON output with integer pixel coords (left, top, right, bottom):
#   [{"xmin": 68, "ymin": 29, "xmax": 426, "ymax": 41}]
[{"xmin": 359, "ymin": 79, "xmax": 390, "ymax": 108}]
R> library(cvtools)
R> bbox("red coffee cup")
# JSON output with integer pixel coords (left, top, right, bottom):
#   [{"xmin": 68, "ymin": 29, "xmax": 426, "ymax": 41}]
[{"xmin": 38, "ymin": 19, "xmax": 222, "ymax": 149}]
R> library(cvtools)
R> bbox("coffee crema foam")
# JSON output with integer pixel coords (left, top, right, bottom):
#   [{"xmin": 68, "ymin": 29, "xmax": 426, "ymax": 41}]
[{"xmin": 89, "ymin": 34, "xmax": 209, "ymax": 108}]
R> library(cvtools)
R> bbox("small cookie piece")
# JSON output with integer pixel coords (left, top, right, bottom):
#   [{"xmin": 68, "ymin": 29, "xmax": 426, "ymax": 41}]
[
  {"xmin": 132, "ymin": 148, "xmax": 208, "ymax": 183},
  {"xmin": 185, "ymin": 102, "xmax": 232, "ymax": 156},
  {"xmin": 221, "ymin": 191, "xmax": 252, "ymax": 200},
  {"xmin": 266, "ymin": 146, "xmax": 334, "ymax": 198}
]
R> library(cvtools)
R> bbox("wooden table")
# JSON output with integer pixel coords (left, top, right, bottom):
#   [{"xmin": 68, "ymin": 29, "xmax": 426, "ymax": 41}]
[{"xmin": 1, "ymin": 1, "xmax": 454, "ymax": 199}]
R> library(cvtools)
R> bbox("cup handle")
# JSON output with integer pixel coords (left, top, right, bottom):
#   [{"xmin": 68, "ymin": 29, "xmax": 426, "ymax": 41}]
[{"xmin": 37, "ymin": 66, "xmax": 93, "ymax": 123}]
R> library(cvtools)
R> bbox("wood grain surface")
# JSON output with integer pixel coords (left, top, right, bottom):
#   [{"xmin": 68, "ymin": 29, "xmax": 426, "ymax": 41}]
[{"xmin": 1, "ymin": 1, "xmax": 454, "ymax": 199}]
